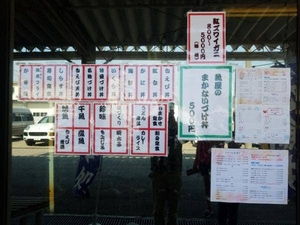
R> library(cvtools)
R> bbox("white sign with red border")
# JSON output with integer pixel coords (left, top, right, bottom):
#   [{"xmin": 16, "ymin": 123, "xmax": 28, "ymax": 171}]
[
  {"xmin": 124, "ymin": 65, "xmax": 175, "ymax": 102},
  {"xmin": 93, "ymin": 103, "xmax": 129, "ymax": 155},
  {"xmin": 131, "ymin": 103, "xmax": 168, "ymax": 156},
  {"xmin": 187, "ymin": 12, "xmax": 226, "ymax": 64},
  {"xmin": 19, "ymin": 64, "xmax": 69, "ymax": 100},
  {"xmin": 55, "ymin": 103, "xmax": 91, "ymax": 155},
  {"xmin": 70, "ymin": 64, "xmax": 121, "ymax": 101}
]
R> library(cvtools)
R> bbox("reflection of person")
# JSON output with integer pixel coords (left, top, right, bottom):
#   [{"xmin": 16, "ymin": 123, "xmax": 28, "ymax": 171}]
[
  {"xmin": 217, "ymin": 136, "xmax": 242, "ymax": 225},
  {"xmin": 193, "ymin": 141, "xmax": 223, "ymax": 218},
  {"xmin": 149, "ymin": 107, "xmax": 183, "ymax": 225},
  {"xmin": 218, "ymin": 202, "xmax": 239, "ymax": 225}
]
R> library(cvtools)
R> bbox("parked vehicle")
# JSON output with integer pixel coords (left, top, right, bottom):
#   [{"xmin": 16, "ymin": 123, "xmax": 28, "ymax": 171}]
[
  {"xmin": 12, "ymin": 107, "xmax": 34, "ymax": 136},
  {"xmin": 23, "ymin": 115, "xmax": 55, "ymax": 146}
]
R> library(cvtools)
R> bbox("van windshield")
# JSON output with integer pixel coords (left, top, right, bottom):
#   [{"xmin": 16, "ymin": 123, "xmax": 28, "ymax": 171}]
[{"xmin": 38, "ymin": 116, "xmax": 55, "ymax": 124}]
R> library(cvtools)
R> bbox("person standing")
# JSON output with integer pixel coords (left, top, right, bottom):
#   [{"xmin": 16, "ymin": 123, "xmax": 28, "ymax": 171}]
[
  {"xmin": 217, "ymin": 134, "xmax": 242, "ymax": 225},
  {"xmin": 149, "ymin": 106, "xmax": 183, "ymax": 225},
  {"xmin": 192, "ymin": 141, "xmax": 224, "ymax": 218}
]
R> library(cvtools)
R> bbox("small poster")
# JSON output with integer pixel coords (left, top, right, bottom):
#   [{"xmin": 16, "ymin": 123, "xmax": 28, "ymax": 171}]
[
  {"xmin": 93, "ymin": 103, "xmax": 129, "ymax": 155},
  {"xmin": 124, "ymin": 65, "xmax": 174, "ymax": 101},
  {"xmin": 211, "ymin": 148, "xmax": 289, "ymax": 204},
  {"xmin": 131, "ymin": 103, "xmax": 168, "ymax": 156},
  {"xmin": 70, "ymin": 64, "xmax": 121, "ymax": 101},
  {"xmin": 55, "ymin": 103, "xmax": 91, "ymax": 155},
  {"xmin": 235, "ymin": 68, "xmax": 291, "ymax": 144},
  {"xmin": 187, "ymin": 12, "xmax": 226, "ymax": 64},
  {"xmin": 178, "ymin": 66, "xmax": 233, "ymax": 141},
  {"xmin": 19, "ymin": 64, "xmax": 69, "ymax": 100}
]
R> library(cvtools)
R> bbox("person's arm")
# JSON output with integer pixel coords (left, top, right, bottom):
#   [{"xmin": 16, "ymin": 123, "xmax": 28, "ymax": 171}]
[{"xmin": 193, "ymin": 141, "xmax": 201, "ymax": 169}]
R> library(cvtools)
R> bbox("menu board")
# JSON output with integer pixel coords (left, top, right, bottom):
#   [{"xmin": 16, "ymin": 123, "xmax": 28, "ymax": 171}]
[
  {"xmin": 235, "ymin": 68, "xmax": 291, "ymax": 144},
  {"xmin": 178, "ymin": 65, "xmax": 233, "ymax": 141},
  {"xmin": 211, "ymin": 148, "xmax": 288, "ymax": 204},
  {"xmin": 55, "ymin": 102, "xmax": 168, "ymax": 156},
  {"xmin": 19, "ymin": 64, "xmax": 69, "ymax": 100},
  {"xmin": 187, "ymin": 12, "xmax": 226, "ymax": 64}
]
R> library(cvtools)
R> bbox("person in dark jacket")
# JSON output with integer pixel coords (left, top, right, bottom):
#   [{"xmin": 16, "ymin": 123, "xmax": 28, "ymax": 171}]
[
  {"xmin": 149, "ymin": 106, "xmax": 183, "ymax": 225},
  {"xmin": 217, "ymin": 133, "xmax": 242, "ymax": 225},
  {"xmin": 192, "ymin": 141, "xmax": 223, "ymax": 218}
]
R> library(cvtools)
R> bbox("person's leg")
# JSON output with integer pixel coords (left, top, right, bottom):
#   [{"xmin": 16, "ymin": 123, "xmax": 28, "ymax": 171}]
[
  {"xmin": 228, "ymin": 203, "xmax": 239, "ymax": 225},
  {"xmin": 151, "ymin": 173, "xmax": 167, "ymax": 225},
  {"xmin": 201, "ymin": 165, "xmax": 213, "ymax": 217},
  {"xmin": 166, "ymin": 172, "xmax": 182, "ymax": 225},
  {"xmin": 203, "ymin": 173, "xmax": 211, "ymax": 203},
  {"xmin": 218, "ymin": 202, "xmax": 228, "ymax": 225}
]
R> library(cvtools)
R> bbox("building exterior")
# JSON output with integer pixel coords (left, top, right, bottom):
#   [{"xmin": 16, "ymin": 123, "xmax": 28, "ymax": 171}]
[{"xmin": 12, "ymin": 83, "xmax": 54, "ymax": 123}]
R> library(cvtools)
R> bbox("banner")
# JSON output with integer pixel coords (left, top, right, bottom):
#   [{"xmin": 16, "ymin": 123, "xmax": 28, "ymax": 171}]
[{"xmin": 72, "ymin": 155, "xmax": 101, "ymax": 198}]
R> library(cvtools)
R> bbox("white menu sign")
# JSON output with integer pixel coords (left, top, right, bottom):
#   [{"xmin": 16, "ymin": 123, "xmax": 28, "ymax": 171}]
[
  {"xmin": 187, "ymin": 12, "xmax": 226, "ymax": 64},
  {"xmin": 178, "ymin": 66, "xmax": 233, "ymax": 141},
  {"xmin": 211, "ymin": 148, "xmax": 289, "ymax": 204},
  {"xmin": 235, "ymin": 68, "xmax": 291, "ymax": 144},
  {"xmin": 70, "ymin": 64, "xmax": 121, "ymax": 101},
  {"xmin": 131, "ymin": 103, "xmax": 168, "ymax": 156},
  {"xmin": 124, "ymin": 65, "xmax": 174, "ymax": 102},
  {"xmin": 93, "ymin": 103, "xmax": 129, "ymax": 155},
  {"xmin": 19, "ymin": 64, "xmax": 69, "ymax": 100},
  {"xmin": 55, "ymin": 103, "xmax": 91, "ymax": 155}
]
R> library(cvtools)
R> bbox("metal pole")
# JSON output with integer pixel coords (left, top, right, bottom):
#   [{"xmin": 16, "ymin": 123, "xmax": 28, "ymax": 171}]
[
  {"xmin": 0, "ymin": 0, "xmax": 14, "ymax": 224},
  {"xmin": 296, "ymin": 1, "xmax": 300, "ymax": 224}
]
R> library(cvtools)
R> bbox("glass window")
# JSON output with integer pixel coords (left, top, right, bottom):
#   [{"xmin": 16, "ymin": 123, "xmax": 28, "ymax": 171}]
[
  {"xmin": 13, "ymin": 113, "xmax": 22, "ymax": 121},
  {"xmin": 23, "ymin": 113, "xmax": 33, "ymax": 121},
  {"xmin": 10, "ymin": 3, "xmax": 298, "ymax": 225}
]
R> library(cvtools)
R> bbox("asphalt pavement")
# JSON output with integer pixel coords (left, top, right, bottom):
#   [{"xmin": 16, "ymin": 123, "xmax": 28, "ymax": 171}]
[{"xmin": 11, "ymin": 137, "xmax": 297, "ymax": 224}]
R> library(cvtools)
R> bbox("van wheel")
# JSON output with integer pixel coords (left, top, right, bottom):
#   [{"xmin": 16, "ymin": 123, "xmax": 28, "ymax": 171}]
[{"xmin": 25, "ymin": 140, "xmax": 35, "ymax": 146}]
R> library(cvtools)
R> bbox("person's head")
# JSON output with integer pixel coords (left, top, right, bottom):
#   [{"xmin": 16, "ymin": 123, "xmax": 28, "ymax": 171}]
[
  {"xmin": 169, "ymin": 102, "xmax": 175, "ymax": 111},
  {"xmin": 168, "ymin": 102, "xmax": 175, "ymax": 117}
]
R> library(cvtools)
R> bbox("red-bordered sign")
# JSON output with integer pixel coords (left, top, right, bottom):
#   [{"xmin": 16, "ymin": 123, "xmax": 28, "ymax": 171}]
[
  {"xmin": 124, "ymin": 65, "xmax": 174, "ymax": 102},
  {"xmin": 130, "ymin": 103, "xmax": 168, "ymax": 156},
  {"xmin": 19, "ymin": 64, "xmax": 69, "ymax": 101},
  {"xmin": 70, "ymin": 64, "xmax": 121, "ymax": 101},
  {"xmin": 55, "ymin": 103, "xmax": 91, "ymax": 155},
  {"xmin": 93, "ymin": 103, "xmax": 130, "ymax": 155},
  {"xmin": 187, "ymin": 12, "xmax": 226, "ymax": 64}
]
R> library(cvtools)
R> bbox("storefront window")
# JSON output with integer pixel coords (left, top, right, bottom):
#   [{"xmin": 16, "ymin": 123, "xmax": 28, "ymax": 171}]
[{"xmin": 7, "ymin": 2, "xmax": 298, "ymax": 225}]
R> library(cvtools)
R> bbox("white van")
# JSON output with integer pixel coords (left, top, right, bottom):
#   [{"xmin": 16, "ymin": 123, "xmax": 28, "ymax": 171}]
[{"xmin": 12, "ymin": 107, "xmax": 34, "ymax": 136}]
